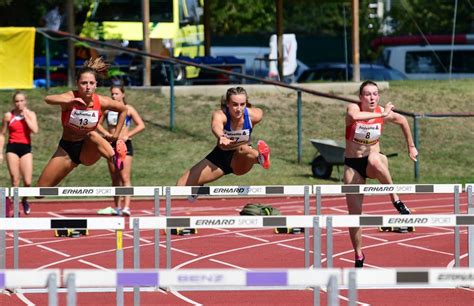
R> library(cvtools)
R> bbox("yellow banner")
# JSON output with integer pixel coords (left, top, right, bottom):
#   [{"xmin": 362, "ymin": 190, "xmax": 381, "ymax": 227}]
[{"xmin": 0, "ymin": 27, "xmax": 36, "ymax": 89}]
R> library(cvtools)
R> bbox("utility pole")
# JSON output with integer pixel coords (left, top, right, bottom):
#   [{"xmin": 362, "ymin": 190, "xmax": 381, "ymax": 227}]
[
  {"xmin": 66, "ymin": 0, "xmax": 75, "ymax": 87},
  {"xmin": 276, "ymin": 0, "xmax": 284, "ymax": 80},
  {"xmin": 142, "ymin": 0, "xmax": 151, "ymax": 86},
  {"xmin": 352, "ymin": 0, "xmax": 360, "ymax": 82},
  {"xmin": 204, "ymin": 0, "xmax": 211, "ymax": 56}
]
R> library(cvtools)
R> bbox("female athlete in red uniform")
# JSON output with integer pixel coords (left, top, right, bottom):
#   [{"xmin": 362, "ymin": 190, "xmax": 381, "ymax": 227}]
[
  {"xmin": 36, "ymin": 57, "xmax": 128, "ymax": 188},
  {"xmin": 0, "ymin": 91, "xmax": 39, "ymax": 215},
  {"xmin": 344, "ymin": 80, "xmax": 418, "ymax": 268}
]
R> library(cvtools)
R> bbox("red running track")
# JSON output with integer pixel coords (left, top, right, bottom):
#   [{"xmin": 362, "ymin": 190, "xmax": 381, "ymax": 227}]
[{"xmin": 1, "ymin": 193, "xmax": 473, "ymax": 305}]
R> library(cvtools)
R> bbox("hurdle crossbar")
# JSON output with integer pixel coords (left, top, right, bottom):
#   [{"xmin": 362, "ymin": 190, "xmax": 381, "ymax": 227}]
[
  {"xmin": 12, "ymin": 186, "xmax": 161, "ymax": 197},
  {"xmin": 314, "ymin": 183, "xmax": 463, "ymax": 268},
  {"xmin": 0, "ymin": 269, "xmax": 60, "ymax": 288},
  {"xmin": 130, "ymin": 214, "xmax": 474, "ymax": 229},
  {"xmin": 165, "ymin": 185, "xmax": 310, "ymax": 196},
  {"xmin": 314, "ymin": 184, "xmax": 461, "ymax": 195},
  {"xmin": 161, "ymin": 185, "xmax": 312, "ymax": 272},
  {"xmin": 0, "ymin": 217, "xmax": 125, "ymax": 230}
]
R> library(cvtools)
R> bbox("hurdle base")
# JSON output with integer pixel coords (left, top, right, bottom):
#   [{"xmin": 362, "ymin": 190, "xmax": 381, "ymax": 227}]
[
  {"xmin": 378, "ymin": 226, "xmax": 415, "ymax": 233},
  {"xmin": 55, "ymin": 229, "xmax": 89, "ymax": 237},
  {"xmin": 275, "ymin": 227, "xmax": 304, "ymax": 234},
  {"xmin": 170, "ymin": 228, "xmax": 197, "ymax": 235}
]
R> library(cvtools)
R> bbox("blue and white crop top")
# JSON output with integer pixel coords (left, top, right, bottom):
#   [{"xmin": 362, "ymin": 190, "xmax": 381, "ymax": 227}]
[
  {"xmin": 107, "ymin": 111, "xmax": 131, "ymax": 127},
  {"xmin": 223, "ymin": 107, "xmax": 253, "ymax": 145}
]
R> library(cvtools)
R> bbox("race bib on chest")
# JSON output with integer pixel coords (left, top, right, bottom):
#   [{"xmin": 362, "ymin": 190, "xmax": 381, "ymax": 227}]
[
  {"xmin": 107, "ymin": 111, "xmax": 118, "ymax": 126},
  {"xmin": 353, "ymin": 123, "xmax": 381, "ymax": 145},
  {"xmin": 68, "ymin": 109, "xmax": 99, "ymax": 130},
  {"xmin": 224, "ymin": 129, "xmax": 251, "ymax": 145}
]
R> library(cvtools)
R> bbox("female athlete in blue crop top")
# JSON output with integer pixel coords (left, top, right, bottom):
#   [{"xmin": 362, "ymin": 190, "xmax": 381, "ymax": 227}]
[
  {"xmin": 176, "ymin": 86, "xmax": 270, "ymax": 189},
  {"xmin": 97, "ymin": 85, "xmax": 145, "ymax": 216}
]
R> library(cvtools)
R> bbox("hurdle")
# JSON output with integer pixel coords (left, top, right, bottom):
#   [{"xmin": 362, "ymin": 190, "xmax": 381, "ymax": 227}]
[
  {"xmin": 0, "ymin": 188, "xmax": 10, "ymax": 269},
  {"xmin": 131, "ymin": 214, "xmax": 474, "ymax": 271},
  {"xmin": 157, "ymin": 185, "xmax": 312, "ymax": 269},
  {"xmin": 313, "ymin": 184, "xmax": 463, "ymax": 267},
  {"xmin": 466, "ymin": 184, "xmax": 474, "ymax": 268},
  {"xmin": 7, "ymin": 186, "xmax": 160, "ymax": 306},
  {"xmin": 0, "ymin": 269, "xmax": 60, "ymax": 306},
  {"xmin": 62, "ymin": 268, "xmax": 342, "ymax": 306},
  {"xmin": 59, "ymin": 267, "xmax": 474, "ymax": 306},
  {"xmin": 8, "ymin": 186, "xmax": 160, "ymax": 268}
]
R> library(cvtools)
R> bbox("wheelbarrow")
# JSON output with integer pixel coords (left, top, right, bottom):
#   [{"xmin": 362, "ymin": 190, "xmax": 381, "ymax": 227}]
[
  {"xmin": 310, "ymin": 138, "xmax": 398, "ymax": 179},
  {"xmin": 310, "ymin": 139, "xmax": 345, "ymax": 179}
]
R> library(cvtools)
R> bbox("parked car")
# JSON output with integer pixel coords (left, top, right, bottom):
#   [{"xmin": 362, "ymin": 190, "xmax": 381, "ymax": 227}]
[
  {"xmin": 211, "ymin": 46, "xmax": 309, "ymax": 82},
  {"xmin": 297, "ymin": 63, "xmax": 407, "ymax": 83},
  {"xmin": 376, "ymin": 45, "xmax": 474, "ymax": 80}
]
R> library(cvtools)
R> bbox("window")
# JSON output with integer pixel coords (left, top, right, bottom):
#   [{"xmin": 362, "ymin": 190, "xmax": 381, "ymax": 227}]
[
  {"xmin": 405, "ymin": 50, "xmax": 474, "ymax": 74},
  {"xmin": 90, "ymin": 0, "xmax": 173, "ymax": 23}
]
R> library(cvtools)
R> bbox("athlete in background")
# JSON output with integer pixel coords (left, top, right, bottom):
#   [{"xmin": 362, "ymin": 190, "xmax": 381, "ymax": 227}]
[
  {"xmin": 97, "ymin": 85, "xmax": 145, "ymax": 216},
  {"xmin": 0, "ymin": 91, "xmax": 39, "ymax": 215}
]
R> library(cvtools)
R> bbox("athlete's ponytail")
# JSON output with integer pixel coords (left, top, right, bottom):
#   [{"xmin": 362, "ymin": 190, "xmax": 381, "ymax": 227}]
[{"xmin": 76, "ymin": 57, "xmax": 110, "ymax": 81}]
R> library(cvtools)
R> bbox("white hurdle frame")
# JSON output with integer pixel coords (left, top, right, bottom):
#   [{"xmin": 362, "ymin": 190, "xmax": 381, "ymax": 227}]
[
  {"xmin": 131, "ymin": 214, "xmax": 474, "ymax": 273},
  {"xmin": 0, "ymin": 187, "xmax": 10, "ymax": 270},
  {"xmin": 0, "ymin": 269, "xmax": 60, "ymax": 306},
  {"xmin": 465, "ymin": 184, "xmax": 474, "ymax": 268},
  {"xmin": 313, "ymin": 184, "xmax": 463, "ymax": 267},
  {"xmin": 159, "ymin": 185, "xmax": 311, "ymax": 269},
  {"xmin": 6, "ymin": 186, "xmax": 160, "ymax": 306},
  {"xmin": 60, "ymin": 267, "xmax": 474, "ymax": 306}
]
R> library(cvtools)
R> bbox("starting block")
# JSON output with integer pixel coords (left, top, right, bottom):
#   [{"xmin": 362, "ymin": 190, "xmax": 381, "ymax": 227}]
[
  {"xmin": 55, "ymin": 229, "xmax": 89, "ymax": 238},
  {"xmin": 378, "ymin": 226, "xmax": 415, "ymax": 233},
  {"xmin": 170, "ymin": 228, "xmax": 197, "ymax": 235},
  {"xmin": 275, "ymin": 227, "xmax": 304, "ymax": 234}
]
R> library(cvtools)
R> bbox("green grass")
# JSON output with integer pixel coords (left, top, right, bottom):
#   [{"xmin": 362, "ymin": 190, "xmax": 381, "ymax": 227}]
[{"xmin": 1, "ymin": 79, "xmax": 473, "ymax": 187}]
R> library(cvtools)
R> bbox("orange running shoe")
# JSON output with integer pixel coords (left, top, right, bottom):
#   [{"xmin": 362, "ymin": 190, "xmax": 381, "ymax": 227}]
[
  {"xmin": 114, "ymin": 139, "xmax": 127, "ymax": 170},
  {"xmin": 257, "ymin": 140, "xmax": 271, "ymax": 169}
]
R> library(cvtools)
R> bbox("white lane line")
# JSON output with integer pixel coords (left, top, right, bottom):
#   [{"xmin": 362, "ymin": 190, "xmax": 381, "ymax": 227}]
[
  {"xmin": 329, "ymin": 207, "xmax": 348, "ymax": 213},
  {"xmin": 78, "ymin": 259, "xmax": 109, "ymax": 270},
  {"xmin": 15, "ymin": 293, "xmax": 35, "ymax": 306},
  {"xmin": 122, "ymin": 231, "xmax": 152, "ymax": 243},
  {"xmin": 397, "ymin": 242, "xmax": 453, "ymax": 256},
  {"xmin": 47, "ymin": 212, "xmax": 64, "ymax": 218},
  {"xmin": 169, "ymin": 290, "xmax": 202, "ymax": 306},
  {"xmin": 234, "ymin": 232, "xmax": 269, "ymax": 243},
  {"xmin": 276, "ymin": 243, "xmax": 307, "ymax": 252},
  {"xmin": 36, "ymin": 245, "xmax": 71, "ymax": 257},
  {"xmin": 171, "ymin": 235, "xmax": 311, "ymax": 270},
  {"xmin": 447, "ymin": 253, "xmax": 469, "ymax": 268},
  {"xmin": 363, "ymin": 234, "xmax": 389, "ymax": 242},
  {"xmin": 7, "ymin": 233, "xmax": 33, "ymax": 244},
  {"xmin": 209, "ymin": 259, "xmax": 249, "ymax": 270}
]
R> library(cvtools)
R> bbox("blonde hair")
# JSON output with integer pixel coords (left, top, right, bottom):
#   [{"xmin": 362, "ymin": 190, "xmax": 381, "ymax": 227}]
[
  {"xmin": 12, "ymin": 90, "xmax": 27, "ymax": 103},
  {"xmin": 220, "ymin": 86, "xmax": 252, "ymax": 110},
  {"xmin": 76, "ymin": 57, "xmax": 110, "ymax": 81}
]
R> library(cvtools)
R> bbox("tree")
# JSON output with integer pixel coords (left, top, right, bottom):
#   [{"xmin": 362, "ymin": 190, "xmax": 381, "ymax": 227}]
[{"xmin": 388, "ymin": 0, "xmax": 474, "ymax": 35}]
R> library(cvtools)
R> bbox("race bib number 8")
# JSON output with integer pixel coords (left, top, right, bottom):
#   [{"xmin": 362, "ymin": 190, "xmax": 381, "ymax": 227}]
[
  {"xmin": 353, "ymin": 123, "xmax": 381, "ymax": 145},
  {"xmin": 68, "ymin": 109, "xmax": 99, "ymax": 130}
]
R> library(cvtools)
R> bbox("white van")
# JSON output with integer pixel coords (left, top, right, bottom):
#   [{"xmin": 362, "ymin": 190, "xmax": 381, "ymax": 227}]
[
  {"xmin": 377, "ymin": 45, "xmax": 474, "ymax": 80},
  {"xmin": 210, "ymin": 46, "xmax": 308, "ymax": 80}
]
